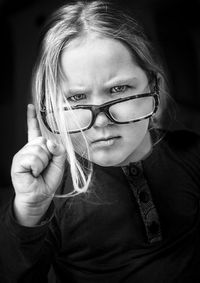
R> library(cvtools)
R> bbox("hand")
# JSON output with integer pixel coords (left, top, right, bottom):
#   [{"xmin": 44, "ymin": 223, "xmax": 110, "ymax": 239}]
[{"xmin": 11, "ymin": 104, "xmax": 66, "ymax": 226}]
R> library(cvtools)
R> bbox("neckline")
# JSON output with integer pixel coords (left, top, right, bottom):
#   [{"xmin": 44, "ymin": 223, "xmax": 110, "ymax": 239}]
[{"xmin": 123, "ymin": 128, "xmax": 166, "ymax": 167}]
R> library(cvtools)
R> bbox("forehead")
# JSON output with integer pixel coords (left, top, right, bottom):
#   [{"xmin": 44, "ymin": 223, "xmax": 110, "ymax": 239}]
[{"xmin": 60, "ymin": 34, "xmax": 146, "ymax": 85}]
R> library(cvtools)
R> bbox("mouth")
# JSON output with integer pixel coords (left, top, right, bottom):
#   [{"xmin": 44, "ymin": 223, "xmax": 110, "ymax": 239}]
[{"xmin": 91, "ymin": 136, "xmax": 121, "ymax": 147}]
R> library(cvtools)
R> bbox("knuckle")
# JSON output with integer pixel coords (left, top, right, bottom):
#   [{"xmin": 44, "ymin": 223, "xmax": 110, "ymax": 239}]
[
  {"xmin": 36, "ymin": 136, "xmax": 47, "ymax": 145},
  {"xmin": 12, "ymin": 152, "xmax": 19, "ymax": 162},
  {"xmin": 12, "ymin": 150, "xmax": 23, "ymax": 164},
  {"xmin": 28, "ymin": 136, "xmax": 46, "ymax": 146},
  {"xmin": 29, "ymin": 154, "xmax": 38, "ymax": 164},
  {"xmin": 33, "ymin": 144, "xmax": 44, "ymax": 155}
]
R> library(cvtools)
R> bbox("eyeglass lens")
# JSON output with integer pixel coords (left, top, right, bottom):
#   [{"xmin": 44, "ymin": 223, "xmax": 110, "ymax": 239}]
[{"xmin": 109, "ymin": 96, "xmax": 154, "ymax": 122}]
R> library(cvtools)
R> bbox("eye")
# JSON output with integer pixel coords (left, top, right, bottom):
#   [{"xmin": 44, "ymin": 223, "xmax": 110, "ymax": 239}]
[
  {"xmin": 110, "ymin": 85, "xmax": 129, "ymax": 94},
  {"xmin": 67, "ymin": 93, "xmax": 86, "ymax": 102}
]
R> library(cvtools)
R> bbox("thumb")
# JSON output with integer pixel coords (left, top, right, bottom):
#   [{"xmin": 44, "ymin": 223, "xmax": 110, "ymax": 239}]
[{"xmin": 46, "ymin": 140, "xmax": 66, "ymax": 169}]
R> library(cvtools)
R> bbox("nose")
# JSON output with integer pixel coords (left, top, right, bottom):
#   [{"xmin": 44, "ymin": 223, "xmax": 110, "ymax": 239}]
[{"xmin": 93, "ymin": 112, "xmax": 112, "ymax": 128}]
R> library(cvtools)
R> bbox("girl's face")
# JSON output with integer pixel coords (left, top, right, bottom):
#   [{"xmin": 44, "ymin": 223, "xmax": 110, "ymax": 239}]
[{"xmin": 61, "ymin": 35, "xmax": 152, "ymax": 166}]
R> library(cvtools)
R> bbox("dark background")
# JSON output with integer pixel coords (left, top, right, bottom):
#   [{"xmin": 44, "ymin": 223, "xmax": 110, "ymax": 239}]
[{"xmin": 0, "ymin": 0, "xmax": 200, "ymax": 193}]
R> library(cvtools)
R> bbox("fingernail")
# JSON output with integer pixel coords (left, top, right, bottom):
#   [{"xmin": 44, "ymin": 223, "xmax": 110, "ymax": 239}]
[
  {"xmin": 52, "ymin": 143, "xmax": 57, "ymax": 149},
  {"xmin": 28, "ymin": 104, "xmax": 33, "ymax": 109},
  {"xmin": 51, "ymin": 141, "xmax": 58, "ymax": 149}
]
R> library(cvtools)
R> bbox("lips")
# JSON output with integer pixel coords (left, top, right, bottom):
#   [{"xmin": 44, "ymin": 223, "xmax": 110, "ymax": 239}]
[{"xmin": 91, "ymin": 136, "xmax": 121, "ymax": 144}]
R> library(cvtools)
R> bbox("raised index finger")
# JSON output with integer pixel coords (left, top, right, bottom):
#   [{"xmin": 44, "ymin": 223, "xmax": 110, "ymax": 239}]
[{"xmin": 27, "ymin": 104, "xmax": 42, "ymax": 142}]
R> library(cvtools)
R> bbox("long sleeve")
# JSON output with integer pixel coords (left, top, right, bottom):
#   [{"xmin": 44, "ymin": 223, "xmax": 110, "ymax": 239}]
[{"xmin": 0, "ymin": 199, "xmax": 60, "ymax": 283}]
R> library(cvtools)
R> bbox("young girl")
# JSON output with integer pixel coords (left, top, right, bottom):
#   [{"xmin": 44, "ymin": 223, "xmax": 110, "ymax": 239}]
[{"xmin": 1, "ymin": 1, "xmax": 200, "ymax": 282}]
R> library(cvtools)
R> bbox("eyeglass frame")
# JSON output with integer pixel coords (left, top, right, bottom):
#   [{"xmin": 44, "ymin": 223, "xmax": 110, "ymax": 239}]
[{"xmin": 41, "ymin": 77, "xmax": 160, "ymax": 134}]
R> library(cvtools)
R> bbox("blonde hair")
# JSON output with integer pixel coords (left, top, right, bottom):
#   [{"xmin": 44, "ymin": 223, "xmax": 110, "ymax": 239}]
[{"xmin": 32, "ymin": 0, "xmax": 169, "ymax": 197}]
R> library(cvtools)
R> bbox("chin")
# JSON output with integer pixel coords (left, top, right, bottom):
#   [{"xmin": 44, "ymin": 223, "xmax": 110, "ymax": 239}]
[{"xmin": 91, "ymin": 152, "xmax": 128, "ymax": 167}]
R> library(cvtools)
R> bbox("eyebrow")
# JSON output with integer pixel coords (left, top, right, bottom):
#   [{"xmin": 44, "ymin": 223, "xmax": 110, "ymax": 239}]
[
  {"xmin": 65, "ymin": 77, "xmax": 140, "ymax": 96},
  {"xmin": 65, "ymin": 87, "xmax": 91, "ymax": 97},
  {"xmin": 104, "ymin": 76, "xmax": 139, "ymax": 88}
]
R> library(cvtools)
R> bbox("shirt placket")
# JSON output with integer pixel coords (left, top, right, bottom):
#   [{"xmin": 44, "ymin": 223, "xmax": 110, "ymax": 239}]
[{"xmin": 122, "ymin": 162, "xmax": 162, "ymax": 244}]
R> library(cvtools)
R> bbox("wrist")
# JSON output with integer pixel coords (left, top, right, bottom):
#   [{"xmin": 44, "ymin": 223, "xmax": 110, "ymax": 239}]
[{"xmin": 13, "ymin": 195, "xmax": 53, "ymax": 227}]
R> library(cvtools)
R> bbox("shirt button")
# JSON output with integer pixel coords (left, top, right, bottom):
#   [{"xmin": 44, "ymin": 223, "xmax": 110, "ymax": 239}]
[
  {"xmin": 129, "ymin": 164, "xmax": 141, "ymax": 177},
  {"xmin": 148, "ymin": 221, "xmax": 160, "ymax": 235},
  {"xmin": 139, "ymin": 191, "xmax": 149, "ymax": 203}
]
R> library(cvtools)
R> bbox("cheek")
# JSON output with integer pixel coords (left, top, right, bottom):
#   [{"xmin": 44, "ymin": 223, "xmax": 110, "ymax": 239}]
[
  {"xmin": 70, "ymin": 133, "xmax": 88, "ymax": 155},
  {"xmin": 122, "ymin": 119, "xmax": 149, "ymax": 144}
]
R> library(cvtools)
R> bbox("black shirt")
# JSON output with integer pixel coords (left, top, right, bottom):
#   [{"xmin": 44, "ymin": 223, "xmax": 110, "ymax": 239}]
[{"xmin": 1, "ymin": 129, "xmax": 200, "ymax": 283}]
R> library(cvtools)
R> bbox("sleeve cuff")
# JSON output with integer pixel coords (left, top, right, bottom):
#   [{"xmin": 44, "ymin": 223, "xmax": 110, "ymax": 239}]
[{"xmin": 5, "ymin": 199, "xmax": 55, "ymax": 242}]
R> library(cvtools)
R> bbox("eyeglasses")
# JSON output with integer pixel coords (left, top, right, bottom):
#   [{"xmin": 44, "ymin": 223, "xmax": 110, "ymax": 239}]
[{"xmin": 41, "ymin": 80, "xmax": 159, "ymax": 134}]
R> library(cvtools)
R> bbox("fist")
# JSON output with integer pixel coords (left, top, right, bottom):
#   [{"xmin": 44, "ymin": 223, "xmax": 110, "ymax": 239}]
[{"xmin": 11, "ymin": 104, "xmax": 66, "ymax": 206}]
